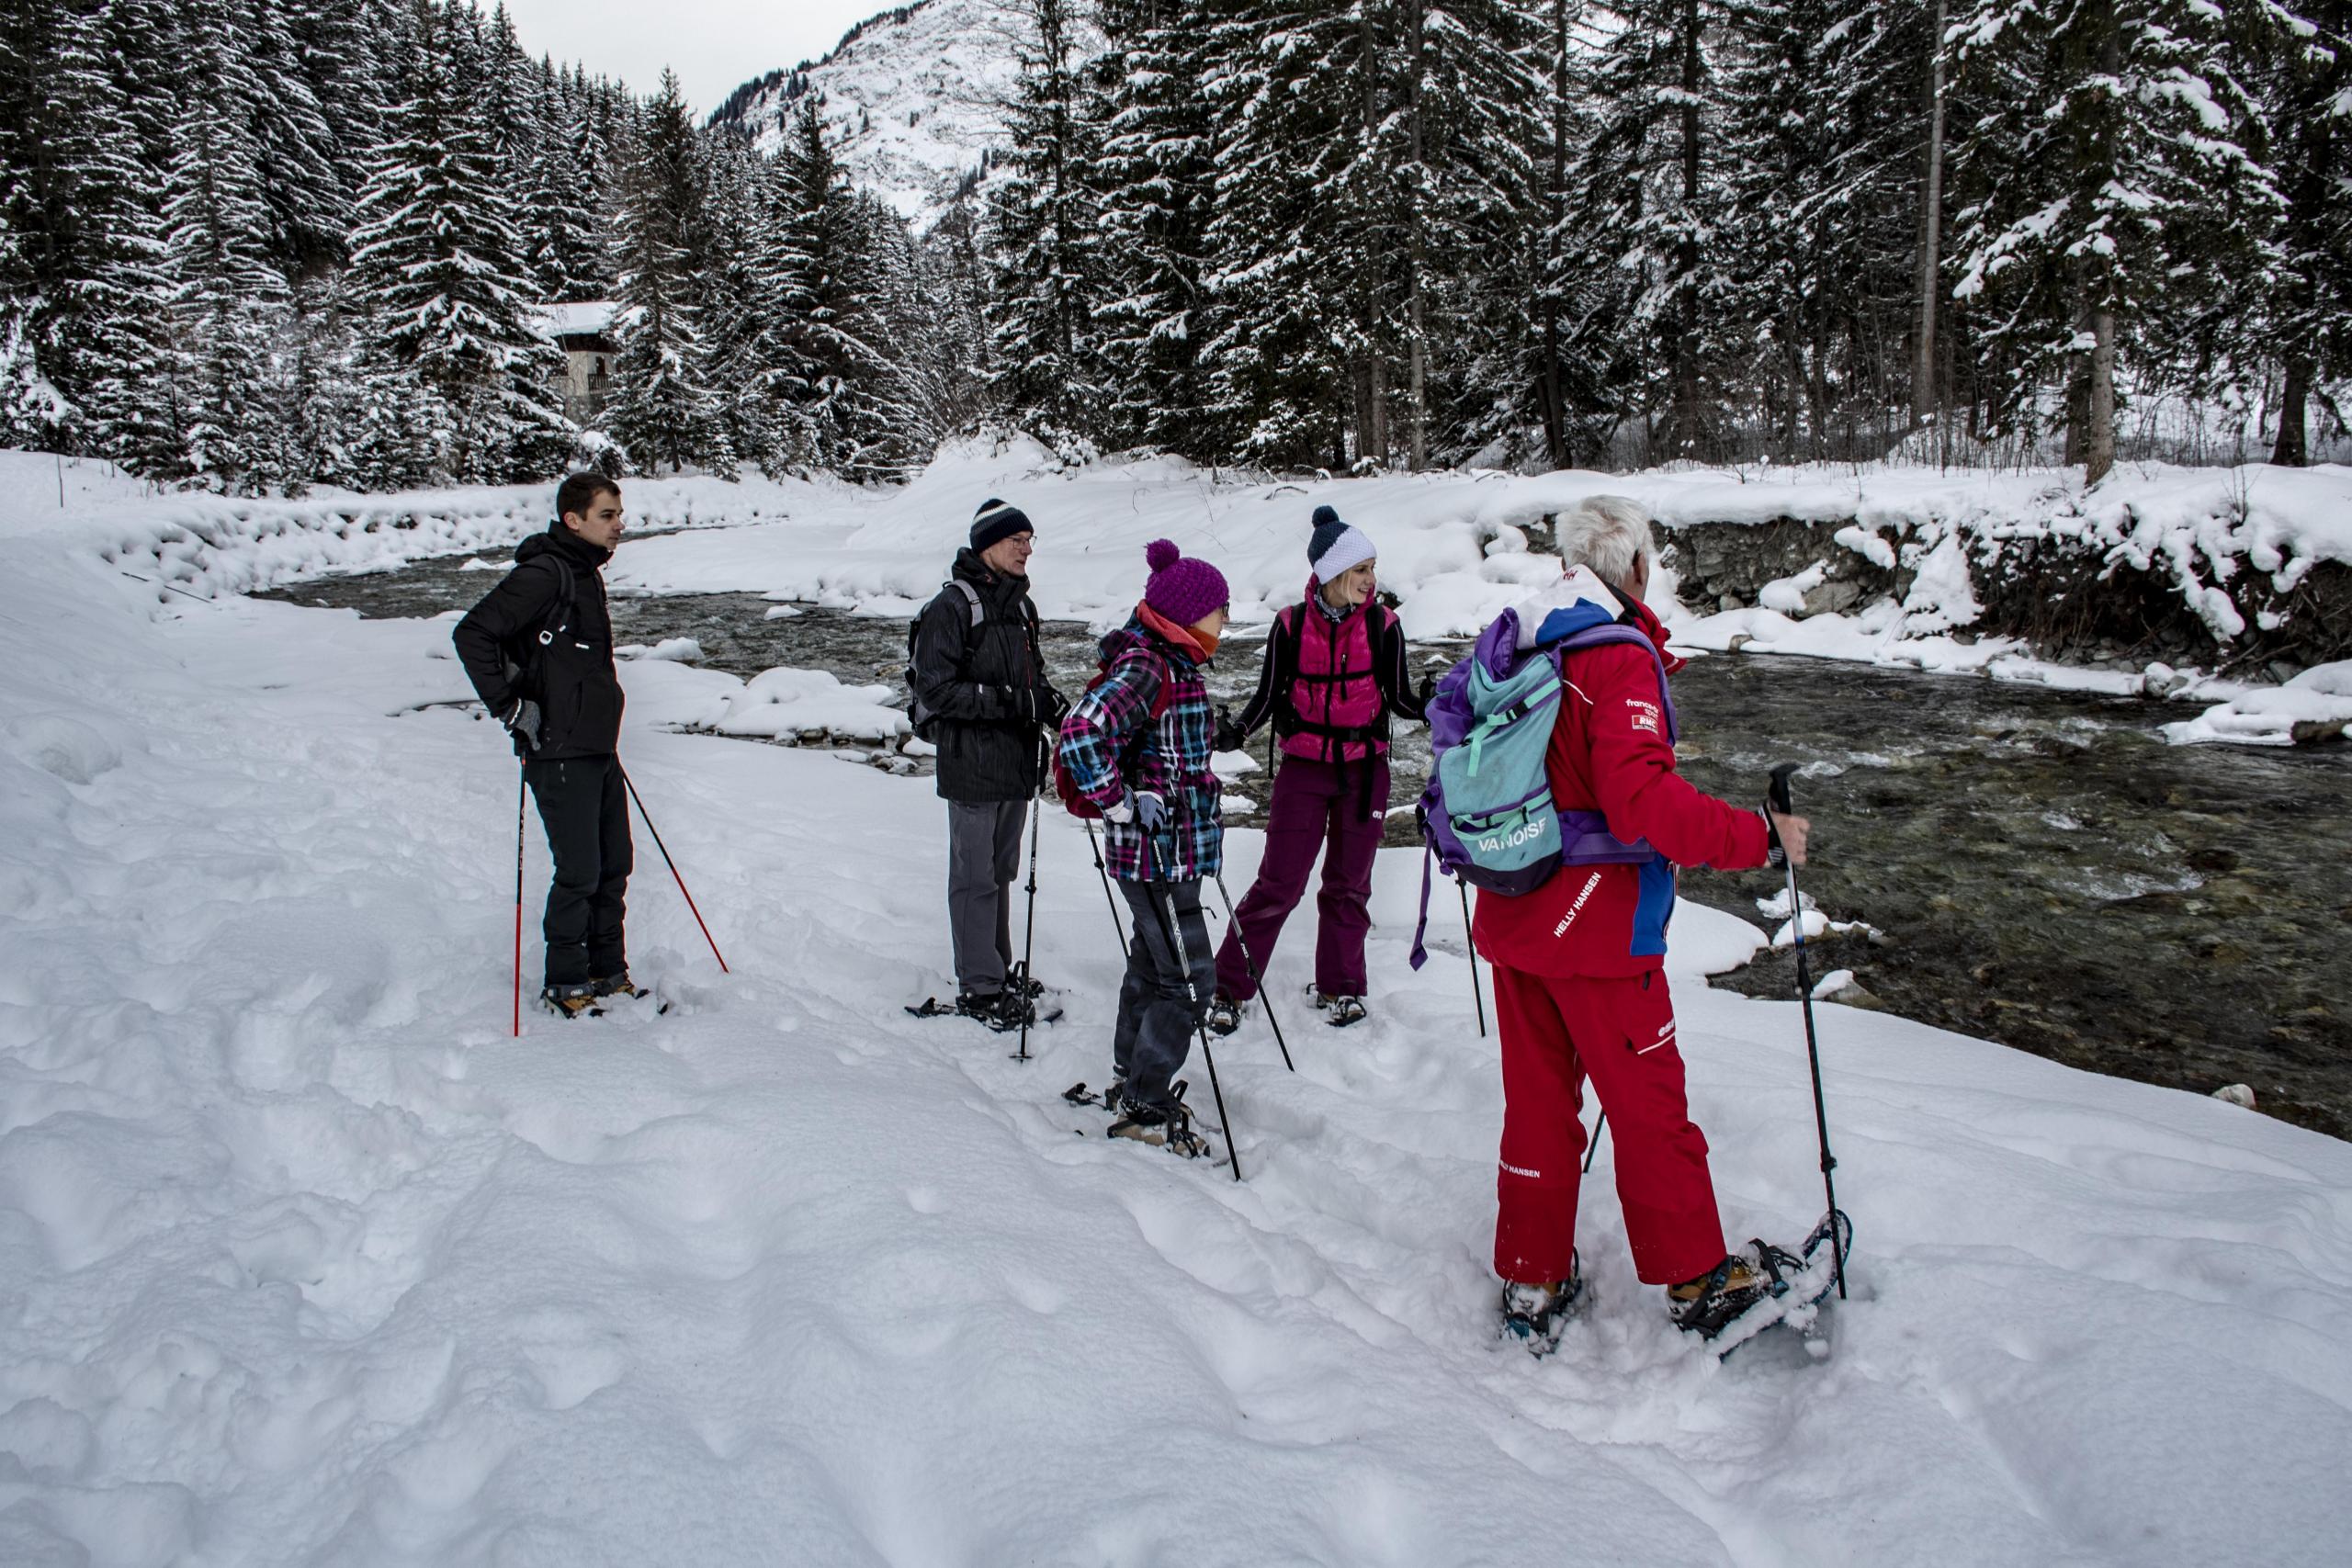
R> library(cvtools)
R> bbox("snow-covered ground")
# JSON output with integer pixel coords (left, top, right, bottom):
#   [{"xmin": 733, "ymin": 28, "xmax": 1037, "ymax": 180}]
[{"xmin": 6, "ymin": 453, "xmax": 2352, "ymax": 1562}]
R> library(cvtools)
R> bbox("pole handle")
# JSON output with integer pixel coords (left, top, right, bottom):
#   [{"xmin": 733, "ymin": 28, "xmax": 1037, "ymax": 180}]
[{"xmin": 1768, "ymin": 761, "xmax": 1801, "ymax": 817}]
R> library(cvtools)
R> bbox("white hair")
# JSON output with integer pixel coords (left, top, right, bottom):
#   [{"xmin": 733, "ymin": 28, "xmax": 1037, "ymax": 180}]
[{"xmin": 1557, "ymin": 495, "xmax": 1656, "ymax": 589}]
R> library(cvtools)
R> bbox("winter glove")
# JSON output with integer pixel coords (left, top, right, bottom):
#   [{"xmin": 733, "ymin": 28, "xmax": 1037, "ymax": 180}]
[
  {"xmin": 1102, "ymin": 789, "xmax": 1169, "ymax": 833},
  {"xmin": 502, "ymin": 697, "xmax": 544, "ymax": 751},
  {"xmin": 1214, "ymin": 707, "xmax": 1246, "ymax": 754},
  {"xmin": 1133, "ymin": 790, "xmax": 1170, "ymax": 835},
  {"xmin": 1044, "ymin": 683, "xmax": 1071, "ymax": 726},
  {"xmin": 1761, "ymin": 805, "xmax": 1786, "ymax": 870},
  {"xmin": 1416, "ymin": 673, "xmax": 1437, "ymax": 710}
]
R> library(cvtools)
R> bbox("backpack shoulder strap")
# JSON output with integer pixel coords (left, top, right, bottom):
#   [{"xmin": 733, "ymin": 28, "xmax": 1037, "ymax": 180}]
[
  {"xmin": 527, "ymin": 555, "xmax": 577, "ymax": 648},
  {"xmin": 950, "ymin": 579, "xmax": 983, "ymax": 627}
]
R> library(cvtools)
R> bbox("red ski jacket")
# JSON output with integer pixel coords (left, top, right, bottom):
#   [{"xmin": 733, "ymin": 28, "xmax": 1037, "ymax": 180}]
[{"xmin": 1471, "ymin": 586, "xmax": 1770, "ymax": 978}]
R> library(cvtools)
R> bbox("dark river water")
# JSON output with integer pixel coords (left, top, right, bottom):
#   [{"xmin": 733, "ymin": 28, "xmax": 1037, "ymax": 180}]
[{"xmin": 266, "ymin": 551, "xmax": 2352, "ymax": 1141}]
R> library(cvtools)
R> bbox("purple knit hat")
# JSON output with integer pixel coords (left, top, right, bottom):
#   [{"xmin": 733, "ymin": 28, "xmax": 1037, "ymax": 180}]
[{"xmin": 1141, "ymin": 539, "xmax": 1229, "ymax": 626}]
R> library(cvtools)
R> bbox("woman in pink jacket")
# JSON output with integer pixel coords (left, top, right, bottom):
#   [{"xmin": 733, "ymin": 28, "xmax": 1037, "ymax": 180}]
[{"xmin": 1209, "ymin": 507, "xmax": 1428, "ymax": 1032}]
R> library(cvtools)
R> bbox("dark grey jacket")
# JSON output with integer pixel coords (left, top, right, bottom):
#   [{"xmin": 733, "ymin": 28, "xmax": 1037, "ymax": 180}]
[{"xmin": 909, "ymin": 549, "xmax": 1055, "ymax": 802}]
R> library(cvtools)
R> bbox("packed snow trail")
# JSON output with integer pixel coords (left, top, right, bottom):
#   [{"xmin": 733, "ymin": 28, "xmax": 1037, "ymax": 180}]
[{"xmin": 5, "ymin": 521, "xmax": 2352, "ymax": 1563}]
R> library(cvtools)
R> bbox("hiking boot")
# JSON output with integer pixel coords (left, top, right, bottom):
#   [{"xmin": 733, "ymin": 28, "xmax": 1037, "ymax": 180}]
[
  {"xmin": 1108, "ymin": 1098, "xmax": 1214, "ymax": 1159},
  {"xmin": 590, "ymin": 972, "xmax": 645, "ymax": 999},
  {"xmin": 1205, "ymin": 993, "xmax": 1244, "ymax": 1036},
  {"xmin": 541, "ymin": 982, "xmax": 598, "ymax": 1019},
  {"xmin": 1322, "ymin": 994, "xmax": 1368, "ymax": 1028},
  {"xmin": 955, "ymin": 990, "xmax": 1031, "ymax": 1032},
  {"xmin": 1668, "ymin": 1251, "xmax": 1773, "ymax": 1338},
  {"xmin": 1500, "ymin": 1254, "xmax": 1584, "ymax": 1352}
]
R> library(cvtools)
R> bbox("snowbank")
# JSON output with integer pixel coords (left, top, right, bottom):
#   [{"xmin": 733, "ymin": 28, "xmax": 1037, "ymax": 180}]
[
  {"xmin": 2, "ymin": 479, "xmax": 2351, "ymax": 1562},
  {"xmin": 2163, "ymin": 660, "xmax": 2352, "ymax": 746}
]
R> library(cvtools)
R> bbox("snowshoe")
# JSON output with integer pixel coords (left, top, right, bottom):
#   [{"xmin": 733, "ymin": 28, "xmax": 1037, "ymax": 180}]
[
  {"xmin": 1108, "ymin": 1098, "xmax": 1214, "ymax": 1160},
  {"xmin": 905, "ymin": 990, "xmax": 1057, "ymax": 1032},
  {"xmin": 1322, "ymin": 994, "xmax": 1368, "ymax": 1028},
  {"xmin": 540, "ymin": 982, "xmax": 599, "ymax": 1020},
  {"xmin": 1205, "ymin": 993, "xmax": 1244, "ymax": 1037},
  {"xmin": 1679, "ymin": 1211, "xmax": 1852, "ymax": 1359},
  {"xmin": 585, "ymin": 974, "xmax": 671, "ymax": 1014},
  {"xmin": 1499, "ymin": 1254, "xmax": 1583, "ymax": 1356},
  {"xmin": 1007, "ymin": 963, "xmax": 1052, "ymax": 1002},
  {"xmin": 590, "ymin": 972, "xmax": 643, "ymax": 999}
]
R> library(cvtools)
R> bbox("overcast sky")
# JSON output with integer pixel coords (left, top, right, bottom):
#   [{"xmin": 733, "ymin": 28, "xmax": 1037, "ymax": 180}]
[{"xmin": 498, "ymin": 0, "xmax": 886, "ymax": 118}]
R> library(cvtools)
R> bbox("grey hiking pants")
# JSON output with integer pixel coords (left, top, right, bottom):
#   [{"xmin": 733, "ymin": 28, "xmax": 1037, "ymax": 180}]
[
  {"xmin": 947, "ymin": 798, "xmax": 1027, "ymax": 996},
  {"xmin": 1114, "ymin": 878, "xmax": 1216, "ymax": 1115}
]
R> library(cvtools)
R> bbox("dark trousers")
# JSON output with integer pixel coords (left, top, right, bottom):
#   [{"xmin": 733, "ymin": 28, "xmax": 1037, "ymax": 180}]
[
  {"xmin": 1214, "ymin": 754, "xmax": 1389, "ymax": 1001},
  {"xmin": 524, "ymin": 755, "xmax": 632, "ymax": 987},
  {"xmin": 1114, "ymin": 878, "xmax": 1216, "ymax": 1114},
  {"xmin": 947, "ymin": 798, "xmax": 1027, "ymax": 995}
]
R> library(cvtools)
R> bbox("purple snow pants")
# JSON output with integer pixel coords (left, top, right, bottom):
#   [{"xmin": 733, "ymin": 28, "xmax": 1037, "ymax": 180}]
[{"xmin": 1214, "ymin": 754, "xmax": 1390, "ymax": 1001}]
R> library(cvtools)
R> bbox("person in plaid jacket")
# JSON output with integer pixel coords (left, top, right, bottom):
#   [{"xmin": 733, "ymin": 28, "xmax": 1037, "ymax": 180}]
[{"xmin": 1056, "ymin": 539, "xmax": 1231, "ymax": 1156}]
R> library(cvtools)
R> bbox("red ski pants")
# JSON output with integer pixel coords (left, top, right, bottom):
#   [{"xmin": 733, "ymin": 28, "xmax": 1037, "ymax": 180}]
[{"xmin": 1491, "ymin": 964, "xmax": 1726, "ymax": 1287}]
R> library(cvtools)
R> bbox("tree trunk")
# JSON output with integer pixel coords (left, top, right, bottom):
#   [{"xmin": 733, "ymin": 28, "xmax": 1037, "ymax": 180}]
[
  {"xmin": 2086, "ymin": 303, "xmax": 2116, "ymax": 483},
  {"xmin": 1673, "ymin": 0, "xmax": 1703, "ymax": 458},
  {"xmin": 1405, "ymin": 0, "xmax": 1429, "ymax": 472},
  {"xmin": 2273, "ymin": 357, "xmax": 2310, "ymax": 468},
  {"xmin": 1538, "ymin": 0, "xmax": 1571, "ymax": 468},
  {"xmin": 1913, "ymin": 0, "xmax": 1947, "ymax": 426}
]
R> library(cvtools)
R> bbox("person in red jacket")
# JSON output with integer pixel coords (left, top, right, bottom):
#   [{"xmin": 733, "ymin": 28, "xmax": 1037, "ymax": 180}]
[{"xmin": 1469, "ymin": 495, "xmax": 1810, "ymax": 1347}]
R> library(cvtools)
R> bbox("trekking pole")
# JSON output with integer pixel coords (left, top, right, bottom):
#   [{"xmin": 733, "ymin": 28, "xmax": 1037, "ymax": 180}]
[
  {"xmin": 1459, "ymin": 880, "xmax": 1487, "ymax": 1038},
  {"xmin": 513, "ymin": 773, "xmax": 527, "ymax": 1038},
  {"xmin": 617, "ymin": 763, "xmax": 729, "ymax": 973},
  {"xmin": 1210, "ymin": 871, "xmax": 1294, "ymax": 1072},
  {"xmin": 1582, "ymin": 1110, "xmax": 1606, "ymax": 1174},
  {"xmin": 1084, "ymin": 819, "xmax": 1131, "ymax": 963},
  {"xmin": 1770, "ymin": 762, "xmax": 1845, "ymax": 1299},
  {"xmin": 1149, "ymin": 835, "xmax": 1241, "ymax": 1182},
  {"xmin": 1014, "ymin": 791, "xmax": 1043, "ymax": 1063}
]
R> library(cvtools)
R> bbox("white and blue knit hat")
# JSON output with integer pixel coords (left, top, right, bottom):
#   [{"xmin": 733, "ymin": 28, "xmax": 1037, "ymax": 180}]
[{"xmin": 1307, "ymin": 504, "xmax": 1376, "ymax": 581}]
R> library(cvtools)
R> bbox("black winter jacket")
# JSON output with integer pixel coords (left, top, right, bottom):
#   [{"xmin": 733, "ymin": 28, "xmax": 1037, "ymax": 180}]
[
  {"xmin": 909, "ymin": 548, "xmax": 1054, "ymax": 802},
  {"xmin": 452, "ymin": 525, "xmax": 625, "ymax": 760}
]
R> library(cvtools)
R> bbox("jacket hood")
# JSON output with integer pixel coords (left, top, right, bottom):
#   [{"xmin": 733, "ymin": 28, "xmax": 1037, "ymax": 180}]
[
  {"xmin": 1519, "ymin": 565, "xmax": 1682, "ymax": 672},
  {"xmin": 1101, "ymin": 610, "xmax": 1204, "ymax": 671}
]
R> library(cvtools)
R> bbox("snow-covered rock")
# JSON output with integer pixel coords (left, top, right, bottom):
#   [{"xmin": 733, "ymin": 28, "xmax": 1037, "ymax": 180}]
[{"xmin": 2163, "ymin": 660, "xmax": 2352, "ymax": 746}]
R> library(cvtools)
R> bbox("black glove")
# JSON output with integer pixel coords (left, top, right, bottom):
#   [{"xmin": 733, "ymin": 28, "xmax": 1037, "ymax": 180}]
[
  {"xmin": 1761, "ymin": 803, "xmax": 1787, "ymax": 870},
  {"xmin": 502, "ymin": 697, "xmax": 543, "ymax": 751},
  {"xmin": 1043, "ymin": 683, "xmax": 1070, "ymax": 726},
  {"xmin": 1214, "ymin": 707, "xmax": 1246, "ymax": 754}
]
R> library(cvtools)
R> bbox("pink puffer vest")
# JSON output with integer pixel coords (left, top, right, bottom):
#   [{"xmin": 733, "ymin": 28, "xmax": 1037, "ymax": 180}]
[{"xmin": 1279, "ymin": 581, "xmax": 1390, "ymax": 764}]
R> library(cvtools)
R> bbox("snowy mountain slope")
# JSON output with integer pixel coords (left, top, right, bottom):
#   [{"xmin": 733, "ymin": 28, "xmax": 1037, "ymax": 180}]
[
  {"xmin": 711, "ymin": 0, "xmax": 1083, "ymax": 222},
  {"xmin": 4, "ymin": 468, "xmax": 2352, "ymax": 1562}
]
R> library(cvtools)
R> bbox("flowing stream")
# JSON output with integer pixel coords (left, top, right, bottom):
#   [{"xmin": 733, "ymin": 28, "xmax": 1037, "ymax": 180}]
[{"xmin": 266, "ymin": 551, "xmax": 2352, "ymax": 1141}]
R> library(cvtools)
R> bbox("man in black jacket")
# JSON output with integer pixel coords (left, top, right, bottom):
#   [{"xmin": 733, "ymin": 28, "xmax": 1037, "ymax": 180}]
[
  {"xmin": 453, "ymin": 472, "xmax": 636, "ymax": 1019},
  {"xmin": 907, "ymin": 498, "xmax": 1067, "ymax": 1028}
]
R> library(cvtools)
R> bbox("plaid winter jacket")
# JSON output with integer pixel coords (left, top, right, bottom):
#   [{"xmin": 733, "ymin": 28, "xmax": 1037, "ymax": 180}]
[{"xmin": 1057, "ymin": 611, "xmax": 1224, "ymax": 883}]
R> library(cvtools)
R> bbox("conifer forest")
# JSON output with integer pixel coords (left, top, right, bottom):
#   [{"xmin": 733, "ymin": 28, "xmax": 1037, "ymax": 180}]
[{"xmin": 2, "ymin": 0, "xmax": 2345, "ymax": 494}]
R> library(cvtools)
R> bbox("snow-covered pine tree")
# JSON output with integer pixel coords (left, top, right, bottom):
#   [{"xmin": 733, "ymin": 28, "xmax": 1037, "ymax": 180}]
[
  {"xmin": 984, "ymin": 0, "xmax": 1110, "ymax": 451},
  {"xmin": 697, "ymin": 131, "xmax": 789, "ymax": 474},
  {"xmin": 1719, "ymin": 0, "xmax": 1933, "ymax": 458},
  {"xmin": 1197, "ymin": 0, "xmax": 1387, "ymax": 468},
  {"xmin": 523, "ymin": 63, "xmax": 605, "ymax": 301},
  {"xmin": 0, "ymin": 0, "xmax": 176, "ymax": 465},
  {"xmin": 231, "ymin": 0, "xmax": 353, "ymax": 274},
  {"xmin": 1092, "ymin": 0, "xmax": 1222, "ymax": 456},
  {"xmin": 2252, "ymin": 0, "xmax": 2349, "ymax": 465},
  {"xmin": 604, "ymin": 73, "xmax": 733, "ymax": 476},
  {"xmin": 769, "ymin": 97, "xmax": 911, "ymax": 480},
  {"xmin": 1384, "ymin": 0, "xmax": 1541, "ymax": 469},
  {"xmin": 346, "ymin": 0, "xmax": 570, "ymax": 484},
  {"xmin": 1948, "ymin": 0, "xmax": 2281, "ymax": 479},
  {"xmin": 161, "ymin": 32, "xmax": 290, "ymax": 491},
  {"xmin": 1564, "ymin": 0, "xmax": 1741, "ymax": 463}
]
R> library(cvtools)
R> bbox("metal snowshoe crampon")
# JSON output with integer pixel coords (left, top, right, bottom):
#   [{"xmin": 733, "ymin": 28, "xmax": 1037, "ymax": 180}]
[
  {"xmin": 1675, "ymin": 1211, "xmax": 1852, "ymax": 1359},
  {"xmin": 1500, "ymin": 1252, "xmax": 1584, "ymax": 1356},
  {"xmin": 1204, "ymin": 994, "xmax": 1244, "ymax": 1037}
]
